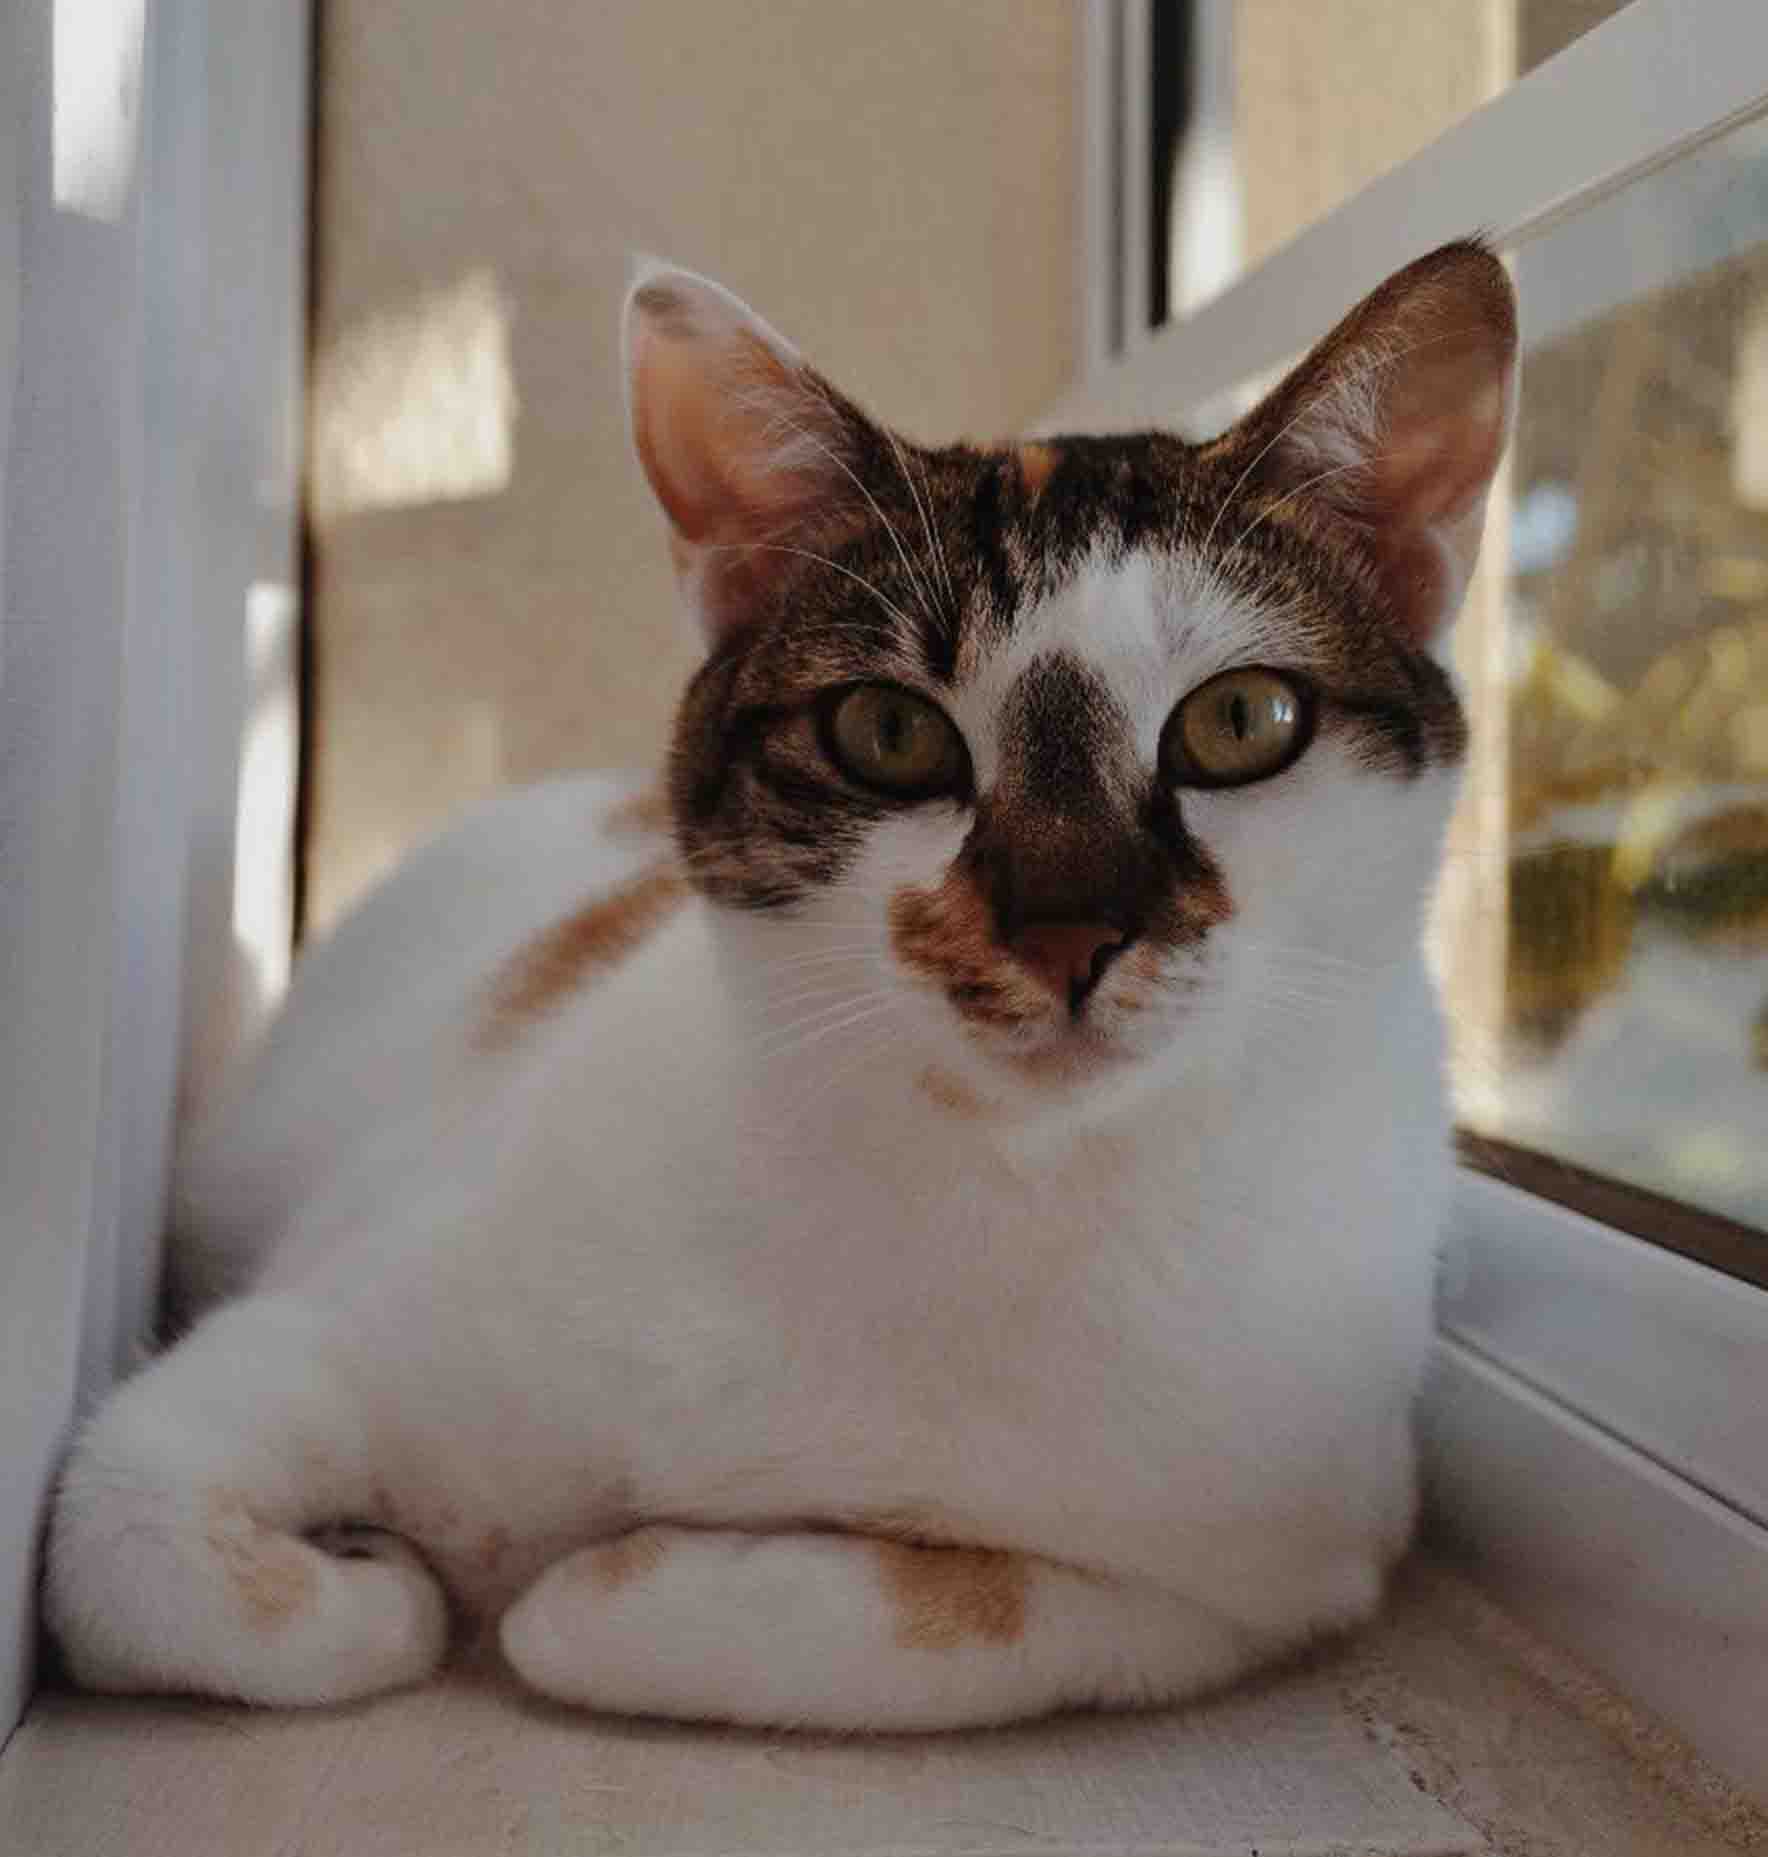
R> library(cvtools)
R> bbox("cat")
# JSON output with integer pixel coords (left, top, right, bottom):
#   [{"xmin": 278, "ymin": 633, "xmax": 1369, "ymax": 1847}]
[{"xmin": 47, "ymin": 240, "xmax": 1515, "ymax": 1731}]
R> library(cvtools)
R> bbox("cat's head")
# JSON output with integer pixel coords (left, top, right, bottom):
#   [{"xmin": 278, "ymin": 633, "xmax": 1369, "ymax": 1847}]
[{"xmin": 626, "ymin": 245, "xmax": 1515, "ymax": 1107}]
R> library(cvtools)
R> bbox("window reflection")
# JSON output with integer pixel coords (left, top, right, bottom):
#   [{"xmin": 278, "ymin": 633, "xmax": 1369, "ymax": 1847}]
[{"xmin": 1481, "ymin": 250, "xmax": 1768, "ymax": 1230}]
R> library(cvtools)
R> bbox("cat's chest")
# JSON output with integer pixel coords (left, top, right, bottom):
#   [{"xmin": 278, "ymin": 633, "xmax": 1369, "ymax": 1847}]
[{"xmin": 646, "ymin": 1126, "xmax": 1256, "ymax": 1446}]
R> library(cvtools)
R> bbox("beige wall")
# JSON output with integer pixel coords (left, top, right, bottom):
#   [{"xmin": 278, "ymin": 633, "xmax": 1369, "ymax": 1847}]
[
  {"xmin": 1227, "ymin": 0, "xmax": 1629, "ymax": 281},
  {"xmin": 307, "ymin": 3, "xmax": 1078, "ymax": 931},
  {"xmin": 1234, "ymin": 0, "xmax": 1512, "ymax": 278}
]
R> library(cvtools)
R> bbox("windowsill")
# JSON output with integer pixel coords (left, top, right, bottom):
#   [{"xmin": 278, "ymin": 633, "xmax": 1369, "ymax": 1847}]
[{"xmin": 2, "ymin": 1558, "xmax": 1760, "ymax": 1855}]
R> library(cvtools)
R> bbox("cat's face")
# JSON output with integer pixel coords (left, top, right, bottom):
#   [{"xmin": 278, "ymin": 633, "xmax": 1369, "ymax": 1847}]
[{"xmin": 629, "ymin": 248, "xmax": 1515, "ymax": 1104}]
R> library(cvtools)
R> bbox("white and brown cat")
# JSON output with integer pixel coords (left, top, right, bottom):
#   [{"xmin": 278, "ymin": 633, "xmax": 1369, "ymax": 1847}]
[{"xmin": 49, "ymin": 242, "xmax": 1515, "ymax": 1729}]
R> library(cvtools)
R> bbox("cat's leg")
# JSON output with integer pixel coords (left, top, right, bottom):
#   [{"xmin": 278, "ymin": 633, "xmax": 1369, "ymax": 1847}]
[
  {"xmin": 500, "ymin": 1526, "xmax": 1316, "ymax": 1731},
  {"xmin": 48, "ymin": 1292, "xmax": 448, "ymax": 1705}
]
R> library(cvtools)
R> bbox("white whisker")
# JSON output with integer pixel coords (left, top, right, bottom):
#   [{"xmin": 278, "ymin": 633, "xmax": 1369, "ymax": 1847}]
[
  {"xmin": 754, "ymin": 995, "xmax": 901, "ymax": 1067},
  {"xmin": 749, "ymin": 988, "xmax": 901, "ymax": 1060},
  {"xmin": 763, "ymin": 410, "xmax": 940, "ymax": 624},
  {"xmin": 886, "ymin": 427, "xmax": 955, "ymax": 617}
]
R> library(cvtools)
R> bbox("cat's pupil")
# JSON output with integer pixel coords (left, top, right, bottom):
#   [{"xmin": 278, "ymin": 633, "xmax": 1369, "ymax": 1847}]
[
  {"xmin": 1227, "ymin": 692, "xmax": 1251, "ymax": 741},
  {"xmin": 879, "ymin": 704, "xmax": 909, "ymax": 758}
]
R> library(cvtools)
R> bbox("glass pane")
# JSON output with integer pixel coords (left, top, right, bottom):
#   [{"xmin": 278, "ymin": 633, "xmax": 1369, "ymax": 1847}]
[
  {"xmin": 1158, "ymin": 0, "xmax": 1629, "ymax": 324},
  {"xmin": 1465, "ymin": 115, "xmax": 1768, "ymax": 1232}
]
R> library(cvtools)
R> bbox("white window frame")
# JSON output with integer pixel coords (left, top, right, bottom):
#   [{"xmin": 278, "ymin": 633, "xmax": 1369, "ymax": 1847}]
[
  {"xmin": 1061, "ymin": 0, "xmax": 1768, "ymax": 1798},
  {"xmin": 0, "ymin": 0, "xmax": 307, "ymax": 1746}
]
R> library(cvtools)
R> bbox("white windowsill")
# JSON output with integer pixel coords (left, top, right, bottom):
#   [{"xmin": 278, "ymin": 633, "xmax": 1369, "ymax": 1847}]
[{"xmin": 4, "ymin": 1556, "xmax": 1762, "ymax": 1856}]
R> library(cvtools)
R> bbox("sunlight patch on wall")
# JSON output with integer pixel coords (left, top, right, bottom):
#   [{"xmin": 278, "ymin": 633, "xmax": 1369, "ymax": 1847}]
[
  {"xmin": 53, "ymin": 0, "xmax": 145, "ymax": 222},
  {"xmin": 310, "ymin": 268, "xmax": 517, "ymax": 521},
  {"xmin": 233, "ymin": 581, "xmax": 299, "ymax": 1013},
  {"xmin": 1731, "ymin": 291, "xmax": 1768, "ymax": 510}
]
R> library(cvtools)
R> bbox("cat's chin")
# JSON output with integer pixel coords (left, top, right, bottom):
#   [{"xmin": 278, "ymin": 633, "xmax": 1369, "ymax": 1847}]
[{"xmin": 964, "ymin": 1016, "xmax": 1151, "ymax": 1095}]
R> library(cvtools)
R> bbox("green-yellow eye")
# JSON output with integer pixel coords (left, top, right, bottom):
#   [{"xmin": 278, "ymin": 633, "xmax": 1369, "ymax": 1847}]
[
  {"xmin": 1163, "ymin": 668, "xmax": 1311, "ymax": 788},
  {"xmin": 825, "ymin": 683, "xmax": 968, "ymax": 798}
]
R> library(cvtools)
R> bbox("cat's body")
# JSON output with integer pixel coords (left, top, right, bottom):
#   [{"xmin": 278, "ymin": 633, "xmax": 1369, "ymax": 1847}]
[{"xmin": 50, "ymin": 244, "xmax": 1515, "ymax": 1728}]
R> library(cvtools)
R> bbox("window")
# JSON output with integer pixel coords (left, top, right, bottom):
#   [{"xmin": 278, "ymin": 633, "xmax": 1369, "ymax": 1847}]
[
  {"xmin": 1109, "ymin": 0, "xmax": 1632, "ymax": 354},
  {"xmin": 1067, "ymin": 0, "xmax": 1768, "ymax": 1798},
  {"xmin": 1465, "ymin": 116, "xmax": 1768, "ymax": 1260}
]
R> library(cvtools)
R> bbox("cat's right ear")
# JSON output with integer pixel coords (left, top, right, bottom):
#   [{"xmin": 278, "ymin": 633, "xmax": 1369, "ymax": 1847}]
[{"xmin": 624, "ymin": 261, "xmax": 862, "ymax": 645}]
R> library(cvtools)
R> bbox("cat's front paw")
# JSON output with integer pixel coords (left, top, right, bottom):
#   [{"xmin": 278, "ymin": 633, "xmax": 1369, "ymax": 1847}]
[
  {"xmin": 307, "ymin": 1521, "xmax": 418, "ymax": 1564},
  {"xmin": 51, "ymin": 1487, "xmax": 452, "ymax": 1706}
]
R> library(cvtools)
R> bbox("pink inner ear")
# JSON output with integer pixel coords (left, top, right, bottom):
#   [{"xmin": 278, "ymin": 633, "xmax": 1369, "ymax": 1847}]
[
  {"xmin": 1243, "ymin": 242, "xmax": 1518, "ymax": 642},
  {"xmin": 629, "ymin": 318, "xmax": 813, "ymax": 548},
  {"xmin": 625, "ymin": 271, "xmax": 875, "ymax": 642},
  {"xmin": 1366, "ymin": 348, "xmax": 1512, "ymax": 533}
]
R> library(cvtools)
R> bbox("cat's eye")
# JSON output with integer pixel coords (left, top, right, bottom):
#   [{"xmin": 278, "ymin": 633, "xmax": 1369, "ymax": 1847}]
[
  {"xmin": 823, "ymin": 683, "xmax": 969, "ymax": 800},
  {"xmin": 1161, "ymin": 669, "xmax": 1312, "ymax": 788}
]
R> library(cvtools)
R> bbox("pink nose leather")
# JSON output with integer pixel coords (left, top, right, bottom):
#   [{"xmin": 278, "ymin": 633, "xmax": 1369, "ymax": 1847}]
[{"xmin": 1011, "ymin": 920, "xmax": 1126, "ymax": 1003}]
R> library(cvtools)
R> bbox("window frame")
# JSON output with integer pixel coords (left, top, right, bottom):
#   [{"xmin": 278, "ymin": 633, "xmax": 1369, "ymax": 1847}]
[
  {"xmin": 0, "ymin": 0, "xmax": 309, "ymax": 1748},
  {"xmin": 1063, "ymin": 0, "xmax": 1768, "ymax": 1799}
]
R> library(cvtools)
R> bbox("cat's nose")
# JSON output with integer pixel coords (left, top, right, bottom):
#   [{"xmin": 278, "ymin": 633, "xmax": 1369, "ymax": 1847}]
[{"xmin": 1011, "ymin": 920, "xmax": 1129, "ymax": 1013}]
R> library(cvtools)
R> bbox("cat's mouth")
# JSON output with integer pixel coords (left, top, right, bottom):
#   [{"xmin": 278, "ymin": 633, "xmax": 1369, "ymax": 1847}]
[
  {"xmin": 944, "ymin": 987, "xmax": 1150, "ymax": 1085},
  {"xmin": 889, "ymin": 872, "xmax": 1188, "ymax": 1085},
  {"xmin": 998, "ymin": 1022, "xmax": 1133, "ymax": 1082}
]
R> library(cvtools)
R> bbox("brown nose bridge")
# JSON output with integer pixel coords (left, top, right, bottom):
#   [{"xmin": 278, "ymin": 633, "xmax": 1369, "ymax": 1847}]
[
  {"xmin": 965, "ymin": 801, "xmax": 1150, "ymax": 946},
  {"xmin": 981, "ymin": 651, "xmax": 1154, "ymax": 936}
]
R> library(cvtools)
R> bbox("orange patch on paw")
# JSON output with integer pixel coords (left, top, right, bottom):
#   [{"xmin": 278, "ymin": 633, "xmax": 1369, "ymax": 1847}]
[
  {"xmin": 476, "ymin": 1526, "xmax": 511, "ymax": 1575},
  {"xmin": 579, "ymin": 1528, "xmax": 670, "ymax": 1591},
  {"xmin": 478, "ymin": 863, "xmax": 685, "ymax": 1048},
  {"xmin": 873, "ymin": 1542, "xmax": 1029, "ymax": 1650},
  {"xmin": 205, "ymin": 1493, "xmax": 318, "ymax": 1633}
]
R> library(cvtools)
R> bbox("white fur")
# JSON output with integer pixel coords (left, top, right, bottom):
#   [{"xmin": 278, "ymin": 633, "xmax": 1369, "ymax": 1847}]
[{"xmin": 49, "ymin": 554, "xmax": 1462, "ymax": 1729}]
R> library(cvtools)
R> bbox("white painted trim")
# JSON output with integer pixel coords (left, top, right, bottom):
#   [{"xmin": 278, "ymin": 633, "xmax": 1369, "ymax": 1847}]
[
  {"xmin": 1049, "ymin": 0, "xmax": 1768, "ymax": 435},
  {"xmin": 1117, "ymin": 0, "xmax": 1152, "ymax": 358},
  {"xmin": 1441, "ymin": 1169, "xmax": 1768, "ymax": 1531},
  {"xmin": 0, "ymin": 0, "xmax": 144, "ymax": 1747},
  {"xmin": 1077, "ymin": 0, "xmax": 1119, "ymax": 373},
  {"xmin": 1424, "ymin": 1337, "xmax": 1768, "ymax": 1800},
  {"xmin": 1430, "ymin": 1170, "xmax": 1768, "ymax": 1794},
  {"xmin": 1513, "ymin": 107, "xmax": 1768, "ymax": 351},
  {"xmin": 0, "ymin": 0, "xmax": 308, "ymax": 1747}
]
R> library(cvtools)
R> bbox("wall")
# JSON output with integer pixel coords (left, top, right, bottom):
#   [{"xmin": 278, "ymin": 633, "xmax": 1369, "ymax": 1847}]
[
  {"xmin": 306, "ymin": 1, "xmax": 1079, "ymax": 931},
  {"xmin": 1233, "ymin": 0, "xmax": 1513, "ymax": 279}
]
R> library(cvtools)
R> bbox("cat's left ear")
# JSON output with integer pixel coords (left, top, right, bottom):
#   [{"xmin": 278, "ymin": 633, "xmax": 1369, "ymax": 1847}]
[
  {"xmin": 623, "ymin": 260, "xmax": 874, "ymax": 645},
  {"xmin": 1219, "ymin": 239, "xmax": 1517, "ymax": 644}
]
